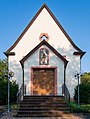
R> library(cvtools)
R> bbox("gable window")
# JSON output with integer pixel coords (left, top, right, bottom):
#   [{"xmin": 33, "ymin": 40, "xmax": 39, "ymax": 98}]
[
  {"xmin": 39, "ymin": 48, "xmax": 49, "ymax": 65},
  {"xmin": 41, "ymin": 35, "xmax": 48, "ymax": 41},
  {"xmin": 39, "ymin": 33, "xmax": 49, "ymax": 41}
]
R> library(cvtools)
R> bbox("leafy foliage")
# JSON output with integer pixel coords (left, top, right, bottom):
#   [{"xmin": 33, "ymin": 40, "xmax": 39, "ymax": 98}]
[
  {"xmin": 81, "ymin": 72, "xmax": 90, "ymax": 83},
  {"xmin": 74, "ymin": 82, "xmax": 90, "ymax": 104},
  {"xmin": 0, "ymin": 59, "xmax": 8, "ymax": 79},
  {"xmin": 0, "ymin": 77, "xmax": 8, "ymax": 105},
  {"xmin": 74, "ymin": 72, "xmax": 90, "ymax": 104},
  {"xmin": 0, "ymin": 58, "xmax": 18, "ymax": 105},
  {"xmin": 70, "ymin": 102, "xmax": 90, "ymax": 113},
  {"xmin": 10, "ymin": 81, "xmax": 18, "ymax": 103}
]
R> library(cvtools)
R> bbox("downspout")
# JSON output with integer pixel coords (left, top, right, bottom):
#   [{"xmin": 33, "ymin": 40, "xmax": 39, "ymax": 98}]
[
  {"xmin": 22, "ymin": 65, "xmax": 24, "ymax": 97},
  {"xmin": 21, "ymin": 63, "xmax": 24, "ymax": 98},
  {"xmin": 64, "ymin": 61, "xmax": 68, "ymax": 96},
  {"xmin": 64, "ymin": 65, "xmax": 66, "ymax": 96}
]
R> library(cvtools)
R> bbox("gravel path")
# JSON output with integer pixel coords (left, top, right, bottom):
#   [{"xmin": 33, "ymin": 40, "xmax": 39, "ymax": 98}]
[{"xmin": 0, "ymin": 111, "xmax": 90, "ymax": 119}]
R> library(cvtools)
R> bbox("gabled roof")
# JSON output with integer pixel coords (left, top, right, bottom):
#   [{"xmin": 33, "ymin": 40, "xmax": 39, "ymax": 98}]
[
  {"xmin": 20, "ymin": 40, "xmax": 68, "ymax": 67},
  {"xmin": 7, "ymin": 3, "xmax": 85, "ymax": 57}
]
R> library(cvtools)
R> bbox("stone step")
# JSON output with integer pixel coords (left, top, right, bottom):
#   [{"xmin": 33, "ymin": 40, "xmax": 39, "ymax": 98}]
[
  {"xmin": 23, "ymin": 96, "xmax": 64, "ymax": 100},
  {"xmin": 20, "ymin": 103, "xmax": 67, "ymax": 107},
  {"xmin": 20, "ymin": 101, "xmax": 66, "ymax": 104},
  {"xmin": 16, "ymin": 96, "xmax": 70, "ymax": 117},
  {"xmin": 23, "ymin": 99, "xmax": 64, "ymax": 102},
  {"xmin": 23, "ymin": 96, "xmax": 65, "ymax": 101},
  {"xmin": 16, "ymin": 113, "xmax": 70, "ymax": 118},
  {"xmin": 24, "ymin": 95, "xmax": 64, "ymax": 98},
  {"xmin": 19, "ymin": 107, "xmax": 69, "ymax": 111},
  {"xmin": 17, "ymin": 110, "xmax": 70, "ymax": 115}
]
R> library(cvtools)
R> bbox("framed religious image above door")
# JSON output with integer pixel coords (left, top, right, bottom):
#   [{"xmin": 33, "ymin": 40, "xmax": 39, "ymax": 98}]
[{"xmin": 39, "ymin": 48, "xmax": 49, "ymax": 65}]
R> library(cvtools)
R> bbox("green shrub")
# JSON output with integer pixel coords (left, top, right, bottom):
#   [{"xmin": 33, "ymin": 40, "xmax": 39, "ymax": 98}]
[
  {"xmin": 74, "ymin": 83, "xmax": 90, "ymax": 104},
  {"xmin": 0, "ymin": 58, "xmax": 19, "ymax": 105},
  {"xmin": 10, "ymin": 81, "xmax": 18, "ymax": 103},
  {"xmin": 0, "ymin": 79, "xmax": 18, "ymax": 105},
  {"xmin": 70, "ymin": 102, "xmax": 90, "ymax": 113}
]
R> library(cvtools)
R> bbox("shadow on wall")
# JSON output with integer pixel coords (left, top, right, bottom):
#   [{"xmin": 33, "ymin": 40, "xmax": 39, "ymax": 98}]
[
  {"xmin": 9, "ymin": 60, "xmax": 23, "ymax": 88},
  {"xmin": 24, "ymin": 43, "xmax": 80, "ymax": 96},
  {"xmin": 9, "ymin": 43, "xmax": 80, "ymax": 97},
  {"xmin": 57, "ymin": 45, "xmax": 80, "ymax": 97}
]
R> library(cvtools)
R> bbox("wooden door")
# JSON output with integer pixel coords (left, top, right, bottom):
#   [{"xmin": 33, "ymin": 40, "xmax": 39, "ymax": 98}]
[{"xmin": 32, "ymin": 68, "xmax": 55, "ymax": 95}]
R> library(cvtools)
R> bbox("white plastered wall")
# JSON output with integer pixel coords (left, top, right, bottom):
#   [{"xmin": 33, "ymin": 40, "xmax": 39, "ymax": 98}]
[
  {"xmin": 24, "ymin": 45, "xmax": 64, "ymax": 95},
  {"xmin": 8, "ymin": 7, "xmax": 81, "ymax": 97}
]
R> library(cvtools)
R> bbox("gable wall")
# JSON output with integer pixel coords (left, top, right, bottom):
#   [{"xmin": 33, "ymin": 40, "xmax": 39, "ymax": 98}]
[
  {"xmin": 8, "ymin": 8, "xmax": 81, "ymax": 97},
  {"xmin": 11, "ymin": 8, "xmax": 78, "ymax": 60}
]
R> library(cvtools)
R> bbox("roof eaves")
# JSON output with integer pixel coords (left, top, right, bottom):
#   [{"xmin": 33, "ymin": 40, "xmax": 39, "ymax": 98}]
[
  {"xmin": 4, "ymin": 52, "xmax": 15, "ymax": 57},
  {"xmin": 73, "ymin": 51, "xmax": 86, "ymax": 58}
]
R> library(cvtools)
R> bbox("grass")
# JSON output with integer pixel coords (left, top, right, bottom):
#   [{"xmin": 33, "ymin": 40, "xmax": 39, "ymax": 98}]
[
  {"xmin": 70, "ymin": 101, "xmax": 90, "ymax": 113},
  {"xmin": 3, "ymin": 103, "xmax": 20, "ymax": 111},
  {"xmin": 11, "ymin": 103, "xmax": 20, "ymax": 110}
]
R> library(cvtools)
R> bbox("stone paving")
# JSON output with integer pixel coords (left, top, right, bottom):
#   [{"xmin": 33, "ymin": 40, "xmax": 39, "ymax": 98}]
[
  {"xmin": 0, "ymin": 111, "xmax": 90, "ymax": 119},
  {"xmin": 0, "ymin": 106, "xmax": 90, "ymax": 119}
]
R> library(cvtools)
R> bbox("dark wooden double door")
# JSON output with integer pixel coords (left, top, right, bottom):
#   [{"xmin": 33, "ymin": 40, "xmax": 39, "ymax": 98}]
[{"xmin": 32, "ymin": 68, "xmax": 55, "ymax": 95}]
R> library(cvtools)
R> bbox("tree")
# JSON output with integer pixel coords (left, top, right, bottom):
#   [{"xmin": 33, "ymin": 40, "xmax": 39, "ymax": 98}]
[
  {"xmin": 74, "ymin": 83, "xmax": 90, "ymax": 104},
  {"xmin": 10, "ymin": 81, "xmax": 18, "ymax": 103},
  {"xmin": 74, "ymin": 72, "xmax": 90, "ymax": 104},
  {"xmin": 0, "ymin": 58, "xmax": 18, "ymax": 105},
  {"xmin": 0, "ymin": 77, "xmax": 8, "ymax": 104},
  {"xmin": 81, "ymin": 72, "xmax": 90, "ymax": 83},
  {"xmin": 0, "ymin": 58, "xmax": 8, "ymax": 79}
]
